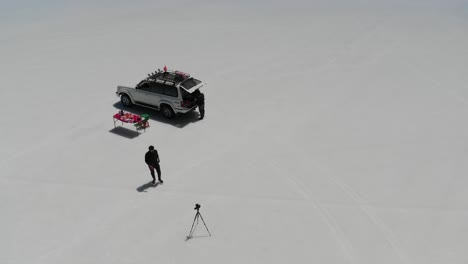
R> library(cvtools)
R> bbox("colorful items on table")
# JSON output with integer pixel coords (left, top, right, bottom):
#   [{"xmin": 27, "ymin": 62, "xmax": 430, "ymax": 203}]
[
  {"xmin": 114, "ymin": 111, "xmax": 141, "ymax": 123},
  {"xmin": 113, "ymin": 111, "xmax": 150, "ymax": 133}
]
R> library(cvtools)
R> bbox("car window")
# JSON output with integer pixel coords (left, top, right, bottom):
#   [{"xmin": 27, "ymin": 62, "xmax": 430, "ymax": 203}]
[
  {"xmin": 163, "ymin": 85, "xmax": 178, "ymax": 97},
  {"xmin": 181, "ymin": 78, "xmax": 201, "ymax": 90},
  {"xmin": 138, "ymin": 82, "xmax": 150, "ymax": 92},
  {"xmin": 150, "ymin": 83, "xmax": 164, "ymax": 94}
]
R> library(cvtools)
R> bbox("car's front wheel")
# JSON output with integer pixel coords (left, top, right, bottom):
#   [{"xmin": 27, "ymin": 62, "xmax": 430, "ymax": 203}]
[
  {"xmin": 161, "ymin": 105, "xmax": 175, "ymax": 119},
  {"xmin": 121, "ymin": 94, "xmax": 133, "ymax": 107}
]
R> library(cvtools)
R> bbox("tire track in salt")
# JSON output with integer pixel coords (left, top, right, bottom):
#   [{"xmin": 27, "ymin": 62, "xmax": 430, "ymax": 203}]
[
  {"xmin": 281, "ymin": 140, "xmax": 413, "ymax": 264},
  {"xmin": 323, "ymin": 173, "xmax": 413, "ymax": 264},
  {"xmin": 266, "ymin": 160, "xmax": 357, "ymax": 264}
]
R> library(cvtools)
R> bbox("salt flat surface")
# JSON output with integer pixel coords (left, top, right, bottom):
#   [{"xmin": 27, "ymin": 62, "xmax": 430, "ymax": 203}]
[{"xmin": 1, "ymin": 1, "xmax": 468, "ymax": 263}]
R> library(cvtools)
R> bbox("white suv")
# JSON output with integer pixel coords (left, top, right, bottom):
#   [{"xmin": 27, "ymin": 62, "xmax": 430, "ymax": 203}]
[{"xmin": 116, "ymin": 69, "xmax": 205, "ymax": 119}]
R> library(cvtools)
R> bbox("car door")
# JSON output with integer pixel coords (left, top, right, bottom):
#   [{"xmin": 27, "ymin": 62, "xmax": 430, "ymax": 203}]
[
  {"xmin": 134, "ymin": 81, "xmax": 162, "ymax": 107},
  {"xmin": 160, "ymin": 83, "xmax": 181, "ymax": 109},
  {"xmin": 133, "ymin": 82, "xmax": 152, "ymax": 104},
  {"xmin": 145, "ymin": 82, "xmax": 163, "ymax": 107}
]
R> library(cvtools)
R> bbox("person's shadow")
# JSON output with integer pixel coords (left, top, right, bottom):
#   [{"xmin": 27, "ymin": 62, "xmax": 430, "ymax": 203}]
[{"xmin": 136, "ymin": 181, "xmax": 160, "ymax": 192}]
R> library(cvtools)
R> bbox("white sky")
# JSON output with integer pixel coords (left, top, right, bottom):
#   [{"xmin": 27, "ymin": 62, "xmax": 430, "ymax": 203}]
[{"xmin": 1, "ymin": 1, "xmax": 468, "ymax": 263}]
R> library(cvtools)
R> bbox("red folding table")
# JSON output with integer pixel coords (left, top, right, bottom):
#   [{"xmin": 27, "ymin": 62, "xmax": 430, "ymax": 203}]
[{"xmin": 113, "ymin": 112, "xmax": 149, "ymax": 133}]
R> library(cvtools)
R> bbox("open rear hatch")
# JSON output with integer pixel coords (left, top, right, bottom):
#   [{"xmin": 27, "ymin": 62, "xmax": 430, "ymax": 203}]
[
  {"xmin": 180, "ymin": 78, "xmax": 204, "ymax": 108},
  {"xmin": 181, "ymin": 78, "xmax": 204, "ymax": 93}
]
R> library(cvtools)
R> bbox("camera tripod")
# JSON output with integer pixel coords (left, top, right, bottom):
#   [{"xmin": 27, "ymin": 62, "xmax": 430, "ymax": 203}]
[{"xmin": 187, "ymin": 205, "xmax": 211, "ymax": 239}]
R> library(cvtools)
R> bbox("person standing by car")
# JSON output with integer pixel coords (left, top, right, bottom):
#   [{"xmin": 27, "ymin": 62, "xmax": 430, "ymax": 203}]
[
  {"xmin": 145, "ymin": 145, "xmax": 163, "ymax": 184},
  {"xmin": 196, "ymin": 92, "xmax": 205, "ymax": 120}
]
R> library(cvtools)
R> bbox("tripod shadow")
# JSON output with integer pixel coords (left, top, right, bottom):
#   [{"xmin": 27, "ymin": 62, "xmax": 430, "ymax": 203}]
[
  {"xmin": 136, "ymin": 181, "xmax": 160, "ymax": 192},
  {"xmin": 185, "ymin": 235, "xmax": 211, "ymax": 241}
]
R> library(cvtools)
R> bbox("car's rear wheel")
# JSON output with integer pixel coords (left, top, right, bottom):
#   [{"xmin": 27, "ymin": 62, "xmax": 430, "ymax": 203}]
[
  {"xmin": 161, "ymin": 105, "xmax": 175, "ymax": 119},
  {"xmin": 121, "ymin": 94, "xmax": 132, "ymax": 107}
]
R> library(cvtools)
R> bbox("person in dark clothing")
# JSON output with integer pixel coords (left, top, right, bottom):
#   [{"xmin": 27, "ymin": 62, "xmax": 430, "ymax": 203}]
[
  {"xmin": 145, "ymin": 145, "xmax": 163, "ymax": 184},
  {"xmin": 196, "ymin": 92, "xmax": 205, "ymax": 120}
]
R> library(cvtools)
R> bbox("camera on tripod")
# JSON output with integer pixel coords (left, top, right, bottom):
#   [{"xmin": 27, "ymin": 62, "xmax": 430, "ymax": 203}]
[{"xmin": 187, "ymin": 203, "xmax": 211, "ymax": 240}]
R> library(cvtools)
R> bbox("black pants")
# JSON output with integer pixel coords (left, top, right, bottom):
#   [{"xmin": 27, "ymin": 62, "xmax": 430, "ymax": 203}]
[
  {"xmin": 199, "ymin": 104, "xmax": 205, "ymax": 118},
  {"xmin": 148, "ymin": 163, "xmax": 162, "ymax": 182}
]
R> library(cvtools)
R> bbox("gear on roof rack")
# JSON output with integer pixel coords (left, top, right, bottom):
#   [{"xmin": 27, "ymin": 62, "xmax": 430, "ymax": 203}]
[{"xmin": 145, "ymin": 67, "xmax": 191, "ymax": 84}]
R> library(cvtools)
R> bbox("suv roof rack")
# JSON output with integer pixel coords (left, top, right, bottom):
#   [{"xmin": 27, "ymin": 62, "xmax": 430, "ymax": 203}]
[{"xmin": 145, "ymin": 69, "xmax": 191, "ymax": 84}]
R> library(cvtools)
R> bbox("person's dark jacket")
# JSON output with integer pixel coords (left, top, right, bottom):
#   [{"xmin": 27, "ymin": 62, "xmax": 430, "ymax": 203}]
[
  {"xmin": 196, "ymin": 93, "xmax": 205, "ymax": 105},
  {"xmin": 145, "ymin": 150, "xmax": 159, "ymax": 166}
]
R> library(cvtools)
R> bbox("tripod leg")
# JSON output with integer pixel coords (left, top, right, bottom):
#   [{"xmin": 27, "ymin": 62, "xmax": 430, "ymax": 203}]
[
  {"xmin": 188, "ymin": 213, "xmax": 199, "ymax": 238},
  {"xmin": 198, "ymin": 213, "xmax": 212, "ymax": 236}
]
